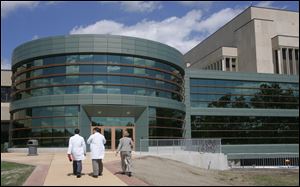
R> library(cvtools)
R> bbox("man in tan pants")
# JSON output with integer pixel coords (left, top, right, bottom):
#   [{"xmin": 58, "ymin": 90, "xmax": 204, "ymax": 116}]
[{"xmin": 115, "ymin": 131, "xmax": 134, "ymax": 177}]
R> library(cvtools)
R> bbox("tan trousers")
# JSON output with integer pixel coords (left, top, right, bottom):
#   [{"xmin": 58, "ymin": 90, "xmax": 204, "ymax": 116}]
[{"xmin": 120, "ymin": 151, "xmax": 132, "ymax": 173}]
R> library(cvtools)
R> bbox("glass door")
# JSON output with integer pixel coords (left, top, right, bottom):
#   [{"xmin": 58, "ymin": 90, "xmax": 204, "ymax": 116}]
[{"xmin": 91, "ymin": 126, "xmax": 135, "ymax": 150}]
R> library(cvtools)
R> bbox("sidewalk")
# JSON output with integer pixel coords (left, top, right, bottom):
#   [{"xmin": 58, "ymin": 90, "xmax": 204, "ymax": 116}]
[{"xmin": 1, "ymin": 152, "xmax": 143, "ymax": 186}]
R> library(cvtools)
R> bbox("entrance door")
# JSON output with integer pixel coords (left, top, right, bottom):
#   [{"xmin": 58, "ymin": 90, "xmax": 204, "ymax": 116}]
[{"xmin": 90, "ymin": 126, "xmax": 135, "ymax": 151}]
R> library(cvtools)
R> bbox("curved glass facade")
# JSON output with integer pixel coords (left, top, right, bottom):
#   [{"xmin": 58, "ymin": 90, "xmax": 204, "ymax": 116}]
[
  {"xmin": 12, "ymin": 54, "xmax": 184, "ymax": 102},
  {"xmin": 10, "ymin": 35, "xmax": 185, "ymax": 148}
]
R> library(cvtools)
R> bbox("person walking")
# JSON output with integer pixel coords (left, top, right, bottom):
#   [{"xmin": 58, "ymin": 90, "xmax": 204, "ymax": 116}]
[
  {"xmin": 115, "ymin": 130, "xmax": 134, "ymax": 177},
  {"xmin": 87, "ymin": 127, "xmax": 106, "ymax": 178},
  {"xmin": 67, "ymin": 128, "xmax": 86, "ymax": 178}
]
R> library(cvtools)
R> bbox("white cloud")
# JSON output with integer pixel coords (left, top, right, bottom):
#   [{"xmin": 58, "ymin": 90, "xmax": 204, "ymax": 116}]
[
  {"xmin": 1, "ymin": 58, "xmax": 11, "ymax": 70},
  {"xmin": 196, "ymin": 8, "xmax": 243, "ymax": 34},
  {"xmin": 32, "ymin": 35, "xmax": 39, "ymax": 40},
  {"xmin": 255, "ymin": 1, "xmax": 287, "ymax": 9},
  {"xmin": 255, "ymin": 1, "xmax": 274, "ymax": 8},
  {"xmin": 70, "ymin": 7, "xmax": 244, "ymax": 54},
  {"xmin": 1, "ymin": 1, "xmax": 40, "ymax": 18},
  {"xmin": 100, "ymin": 1, "xmax": 162, "ymax": 13}
]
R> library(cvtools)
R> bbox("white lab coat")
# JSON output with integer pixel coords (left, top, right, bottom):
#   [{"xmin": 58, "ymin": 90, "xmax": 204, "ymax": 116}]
[
  {"xmin": 67, "ymin": 134, "xmax": 86, "ymax": 161},
  {"xmin": 87, "ymin": 132, "xmax": 106, "ymax": 159}
]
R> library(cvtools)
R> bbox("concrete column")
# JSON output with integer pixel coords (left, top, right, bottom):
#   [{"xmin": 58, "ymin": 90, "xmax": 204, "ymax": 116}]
[
  {"xmin": 286, "ymin": 48, "xmax": 291, "ymax": 75},
  {"xmin": 291, "ymin": 48, "xmax": 296, "ymax": 75},
  {"xmin": 222, "ymin": 58, "xmax": 226, "ymax": 71},
  {"xmin": 229, "ymin": 58, "xmax": 232, "ymax": 72},
  {"xmin": 277, "ymin": 48, "xmax": 283, "ymax": 74}
]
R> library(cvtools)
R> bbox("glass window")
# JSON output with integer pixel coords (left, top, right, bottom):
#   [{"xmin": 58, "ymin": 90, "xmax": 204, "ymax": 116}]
[
  {"xmin": 135, "ymin": 77, "xmax": 146, "ymax": 85},
  {"xmin": 121, "ymin": 56, "xmax": 133, "ymax": 65},
  {"xmin": 31, "ymin": 69, "xmax": 43, "ymax": 77},
  {"xmin": 134, "ymin": 57, "xmax": 145, "ymax": 66},
  {"xmin": 52, "ymin": 117, "xmax": 65, "ymax": 127},
  {"xmin": 107, "ymin": 55, "xmax": 120, "ymax": 64},
  {"xmin": 53, "ymin": 87, "xmax": 65, "ymax": 95},
  {"xmin": 93, "ymin": 75, "xmax": 107, "ymax": 84},
  {"xmin": 43, "ymin": 66, "xmax": 65, "ymax": 75},
  {"xmin": 1, "ymin": 86, "xmax": 11, "ymax": 102},
  {"xmin": 107, "ymin": 65, "xmax": 120, "ymax": 73},
  {"xmin": 66, "ymin": 76, "xmax": 79, "ymax": 84},
  {"xmin": 79, "ymin": 54, "xmax": 93, "ymax": 62},
  {"xmin": 52, "ymin": 106, "xmax": 64, "ymax": 116},
  {"xmin": 145, "ymin": 59, "xmax": 156, "ymax": 67},
  {"xmin": 33, "ymin": 59, "xmax": 43, "ymax": 66},
  {"xmin": 43, "ymin": 56, "xmax": 55, "ymax": 66},
  {"xmin": 107, "ymin": 86, "xmax": 120, "ymax": 94},
  {"xmin": 66, "ymin": 65, "xmax": 79, "ymax": 74},
  {"xmin": 107, "ymin": 76, "xmax": 120, "ymax": 84},
  {"xmin": 41, "ymin": 118, "xmax": 52, "ymax": 127},
  {"xmin": 94, "ymin": 54, "xmax": 107, "ymax": 62},
  {"xmin": 135, "ymin": 88, "xmax": 146, "ymax": 95},
  {"xmin": 120, "ymin": 66, "xmax": 133, "ymax": 74},
  {"xmin": 54, "ymin": 56, "xmax": 67, "ymax": 64},
  {"xmin": 79, "ymin": 76, "xmax": 93, "ymax": 84},
  {"xmin": 39, "ymin": 107, "xmax": 52, "ymax": 117},
  {"xmin": 65, "ymin": 117, "xmax": 78, "ymax": 127},
  {"xmin": 93, "ymin": 65, "xmax": 107, "ymax": 73},
  {"xmin": 94, "ymin": 85, "xmax": 107, "ymax": 94},
  {"xmin": 79, "ymin": 65, "xmax": 93, "ymax": 73},
  {"xmin": 40, "ymin": 87, "xmax": 52, "ymax": 96},
  {"xmin": 51, "ymin": 76, "xmax": 65, "ymax": 85},
  {"xmin": 121, "ymin": 86, "xmax": 134, "ymax": 95},
  {"xmin": 134, "ymin": 67, "xmax": 145, "ymax": 75},
  {"xmin": 79, "ymin": 85, "xmax": 93, "ymax": 94},
  {"xmin": 52, "ymin": 128, "xmax": 65, "ymax": 137},
  {"xmin": 66, "ymin": 55, "xmax": 79, "ymax": 63},
  {"xmin": 65, "ymin": 86, "xmax": 78, "ymax": 94},
  {"xmin": 120, "ymin": 76, "xmax": 133, "ymax": 85}
]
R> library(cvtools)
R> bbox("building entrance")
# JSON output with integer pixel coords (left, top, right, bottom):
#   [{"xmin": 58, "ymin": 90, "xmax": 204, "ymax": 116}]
[{"xmin": 90, "ymin": 126, "xmax": 135, "ymax": 151}]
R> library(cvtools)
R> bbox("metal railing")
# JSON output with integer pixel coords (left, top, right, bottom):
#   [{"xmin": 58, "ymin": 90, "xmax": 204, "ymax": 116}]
[
  {"xmin": 139, "ymin": 138, "xmax": 221, "ymax": 154},
  {"xmin": 228, "ymin": 153, "xmax": 299, "ymax": 168}
]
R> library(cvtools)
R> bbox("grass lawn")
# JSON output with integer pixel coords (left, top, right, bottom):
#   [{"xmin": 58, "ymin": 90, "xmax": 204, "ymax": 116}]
[{"xmin": 1, "ymin": 161, "xmax": 35, "ymax": 186}]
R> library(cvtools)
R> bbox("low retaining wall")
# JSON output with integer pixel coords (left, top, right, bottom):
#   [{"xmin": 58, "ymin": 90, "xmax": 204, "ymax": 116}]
[{"xmin": 139, "ymin": 151, "xmax": 229, "ymax": 170}]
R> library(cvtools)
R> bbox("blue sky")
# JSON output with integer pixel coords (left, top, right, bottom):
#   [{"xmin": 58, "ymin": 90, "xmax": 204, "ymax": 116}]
[{"xmin": 1, "ymin": 1, "xmax": 299, "ymax": 69}]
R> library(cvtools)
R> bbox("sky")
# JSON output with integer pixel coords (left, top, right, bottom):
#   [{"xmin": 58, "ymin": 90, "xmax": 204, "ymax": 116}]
[{"xmin": 1, "ymin": 1, "xmax": 299, "ymax": 69}]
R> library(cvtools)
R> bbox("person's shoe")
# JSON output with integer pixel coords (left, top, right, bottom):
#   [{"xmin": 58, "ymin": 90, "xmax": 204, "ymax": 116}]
[
  {"xmin": 76, "ymin": 175, "xmax": 81, "ymax": 178},
  {"xmin": 92, "ymin": 175, "xmax": 98, "ymax": 178},
  {"xmin": 98, "ymin": 173, "xmax": 102, "ymax": 176},
  {"xmin": 128, "ymin": 172, "xmax": 132, "ymax": 177}
]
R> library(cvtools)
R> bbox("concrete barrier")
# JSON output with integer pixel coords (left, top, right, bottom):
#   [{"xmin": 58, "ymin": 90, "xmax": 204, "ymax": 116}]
[{"xmin": 139, "ymin": 151, "xmax": 229, "ymax": 170}]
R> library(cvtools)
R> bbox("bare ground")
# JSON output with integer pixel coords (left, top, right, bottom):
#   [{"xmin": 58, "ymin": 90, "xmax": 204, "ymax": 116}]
[{"xmin": 132, "ymin": 156, "xmax": 299, "ymax": 186}]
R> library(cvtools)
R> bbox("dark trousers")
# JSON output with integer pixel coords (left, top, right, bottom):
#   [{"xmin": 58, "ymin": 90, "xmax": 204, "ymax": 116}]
[
  {"xmin": 73, "ymin": 160, "xmax": 82, "ymax": 175},
  {"xmin": 92, "ymin": 159, "xmax": 103, "ymax": 176}
]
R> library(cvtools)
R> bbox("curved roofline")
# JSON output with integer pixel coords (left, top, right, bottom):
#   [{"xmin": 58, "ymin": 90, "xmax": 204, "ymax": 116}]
[
  {"xmin": 13, "ymin": 34, "xmax": 183, "ymax": 55},
  {"xmin": 12, "ymin": 34, "xmax": 184, "ymax": 70}
]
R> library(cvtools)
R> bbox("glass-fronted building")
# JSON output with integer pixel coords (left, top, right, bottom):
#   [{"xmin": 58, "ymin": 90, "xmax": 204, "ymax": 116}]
[
  {"xmin": 10, "ymin": 35, "xmax": 185, "ymax": 149},
  {"xmin": 185, "ymin": 69, "xmax": 299, "ymax": 160},
  {"xmin": 8, "ymin": 35, "xmax": 299, "ymax": 160}
]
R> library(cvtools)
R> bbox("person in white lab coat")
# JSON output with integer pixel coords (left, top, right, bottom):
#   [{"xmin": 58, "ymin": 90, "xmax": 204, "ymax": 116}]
[
  {"xmin": 87, "ymin": 127, "xmax": 106, "ymax": 178},
  {"xmin": 67, "ymin": 128, "xmax": 86, "ymax": 178}
]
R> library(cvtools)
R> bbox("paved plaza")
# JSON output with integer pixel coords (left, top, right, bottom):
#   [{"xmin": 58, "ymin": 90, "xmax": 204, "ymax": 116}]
[{"xmin": 1, "ymin": 151, "xmax": 147, "ymax": 186}]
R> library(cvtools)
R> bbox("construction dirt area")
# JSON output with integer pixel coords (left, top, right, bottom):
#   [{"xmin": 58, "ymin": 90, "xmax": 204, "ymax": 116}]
[{"xmin": 132, "ymin": 156, "xmax": 299, "ymax": 186}]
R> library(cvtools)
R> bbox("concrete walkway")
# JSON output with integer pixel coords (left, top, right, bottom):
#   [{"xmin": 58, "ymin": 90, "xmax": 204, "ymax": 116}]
[{"xmin": 1, "ymin": 152, "xmax": 142, "ymax": 186}]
